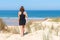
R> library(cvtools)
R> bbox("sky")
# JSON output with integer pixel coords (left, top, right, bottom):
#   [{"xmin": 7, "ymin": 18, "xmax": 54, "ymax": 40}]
[{"xmin": 0, "ymin": 0, "xmax": 60, "ymax": 10}]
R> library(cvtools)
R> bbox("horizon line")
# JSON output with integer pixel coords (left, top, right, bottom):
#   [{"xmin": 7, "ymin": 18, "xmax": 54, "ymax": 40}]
[{"xmin": 0, "ymin": 9, "xmax": 60, "ymax": 11}]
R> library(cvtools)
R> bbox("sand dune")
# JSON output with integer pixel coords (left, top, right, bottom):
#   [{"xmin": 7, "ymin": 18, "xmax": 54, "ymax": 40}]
[{"xmin": 0, "ymin": 18, "xmax": 60, "ymax": 40}]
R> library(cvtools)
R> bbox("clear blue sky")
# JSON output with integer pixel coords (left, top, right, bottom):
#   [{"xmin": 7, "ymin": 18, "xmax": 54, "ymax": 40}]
[{"xmin": 0, "ymin": 0, "xmax": 60, "ymax": 10}]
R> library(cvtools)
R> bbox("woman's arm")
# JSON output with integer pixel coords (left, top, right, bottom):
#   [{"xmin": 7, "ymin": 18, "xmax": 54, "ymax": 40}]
[{"xmin": 25, "ymin": 12, "xmax": 28, "ymax": 22}]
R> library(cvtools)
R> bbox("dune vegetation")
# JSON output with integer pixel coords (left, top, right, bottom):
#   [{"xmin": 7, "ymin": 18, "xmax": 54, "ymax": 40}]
[
  {"xmin": 0, "ymin": 18, "xmax": 60, "ymax": 40},
  {"xmin": 0, "ymin": 18, "xmax": 7, "ymax": 31},
  {"xmin": 0, "ymin": 18, "xmax": 60, "ymax": 34}
]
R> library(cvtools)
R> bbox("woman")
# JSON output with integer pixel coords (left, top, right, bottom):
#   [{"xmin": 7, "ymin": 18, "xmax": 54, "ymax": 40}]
[{"xmin": 18, "ymin": 6, "xmax": 28, "ymax": 37}]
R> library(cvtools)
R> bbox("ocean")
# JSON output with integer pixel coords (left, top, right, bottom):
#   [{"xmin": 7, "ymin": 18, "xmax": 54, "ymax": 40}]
[
  {"xmin": 0, "ymin": 10, "xmax": 60, "ymax": 18},
  {"xmin": 0, "ymin": 10, "xmax": 60, "ymax": 26}
]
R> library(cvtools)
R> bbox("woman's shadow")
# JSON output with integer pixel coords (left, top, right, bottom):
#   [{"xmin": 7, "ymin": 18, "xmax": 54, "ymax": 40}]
[{"xmin": 24, "ymin": 32, "xmax": 29, "ymax": 36}]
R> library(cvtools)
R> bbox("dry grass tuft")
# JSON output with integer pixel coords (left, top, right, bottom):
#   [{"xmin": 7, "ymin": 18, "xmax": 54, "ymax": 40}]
[{"xmin": 0, "ymin": 18, "xmax": 7, "ymax": 31}]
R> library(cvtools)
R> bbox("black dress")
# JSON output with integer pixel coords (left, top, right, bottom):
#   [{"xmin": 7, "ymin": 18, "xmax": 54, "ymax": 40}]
[{"xmin": 19, "ymin": 12, "xmax": 26, "ymax": 25}]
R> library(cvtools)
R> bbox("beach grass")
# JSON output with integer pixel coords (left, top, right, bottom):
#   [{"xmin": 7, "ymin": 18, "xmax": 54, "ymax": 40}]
[
  {"xmin": 0, "ymin": 18, "xmax": 60, "ymax": 34},
  {"xmin": 0, "ymin": 18, "xmax": 60, "ymax": 40},
  {"xmin": 51, "ymin": 18, "xmax": 60, "ymax": 22},
  {"xmin": 26, "ymin": 20, "xmax": 33, "ymax": 33},
  {"xmin": 0, "ymin": 18, "xmax": 7, "ymax": 31}
]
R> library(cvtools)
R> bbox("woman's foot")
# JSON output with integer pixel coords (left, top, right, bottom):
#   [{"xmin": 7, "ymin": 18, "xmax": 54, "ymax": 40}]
[
  {"xmin": 20, "ymin": 33, "xmax": 24, "ymax": 37},
  {"xmin": 20, "ymin": 35, "xmax": 24, "ymax": 37}
]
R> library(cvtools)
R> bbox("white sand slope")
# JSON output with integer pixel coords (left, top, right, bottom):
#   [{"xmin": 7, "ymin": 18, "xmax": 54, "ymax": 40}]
[
  {"xmin": 0, "ymin": 33, "xmax": 12, "ymax": 40},
  {"xmin": 0, "ymin": 30, "xmax": 60, "ymax": 40},
  {"xmin": 1, "ymin": 19, "xmax": 60, "ymax": 40},
  {"xmin": 0, "ymin": 30, "xmax": 44, "ymax": 40},
  {"xmin": 21, "ymin": 30, "xmax": 44, "ymax": 40},
  {"xmin": 6, "ymin": 34, "xmax": 21, "ymax": 40}
]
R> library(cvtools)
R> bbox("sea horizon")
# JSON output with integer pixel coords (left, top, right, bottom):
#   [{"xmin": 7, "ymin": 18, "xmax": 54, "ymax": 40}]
[
  {"xmin": 0, "ymin": 10, "xmax": 60, "ymax": 26},
  {"xmin": 0, "ymin": 10, "xmax": 60, "ymax": 18}
]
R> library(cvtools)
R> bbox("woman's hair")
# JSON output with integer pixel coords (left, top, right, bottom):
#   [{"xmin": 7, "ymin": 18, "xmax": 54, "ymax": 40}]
[{"xmin": 20, "ymin": 6, "xmax": 25, "ymax": 12}]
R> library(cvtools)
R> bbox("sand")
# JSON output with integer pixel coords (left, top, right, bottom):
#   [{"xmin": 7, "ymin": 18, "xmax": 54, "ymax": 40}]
[{"xmin": 0, "ymin": 18, "xmax": 60, "ymax": 40}]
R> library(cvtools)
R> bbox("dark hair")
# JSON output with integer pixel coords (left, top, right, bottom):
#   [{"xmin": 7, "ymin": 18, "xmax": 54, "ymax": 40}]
[{"xmin": 20, "ymin": 6, "xmax": 25, "ymax": 13}]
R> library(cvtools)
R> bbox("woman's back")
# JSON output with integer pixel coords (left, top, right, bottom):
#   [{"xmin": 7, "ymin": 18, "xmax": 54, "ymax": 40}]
[
  {"xmin": 19, "ymin": 11, "xmax": 26, "ymax": 25},
  {"xmin": 20, "ymin": 12, "xmax": 25, "ymax": 20}
]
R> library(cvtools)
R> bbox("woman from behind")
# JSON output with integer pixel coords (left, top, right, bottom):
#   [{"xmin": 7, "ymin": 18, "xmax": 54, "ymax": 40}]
[{"xmin": 18, "ymin": 6, "xmax": 28, "ymax": 37}]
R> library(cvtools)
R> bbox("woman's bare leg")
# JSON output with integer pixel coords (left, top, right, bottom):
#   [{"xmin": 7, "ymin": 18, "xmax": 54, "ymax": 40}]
[
  {"xmin": 20, "ymin": 25, "xmax": 25, "ymax": 37},
  {"xmin": 22, "ymin": 25, "xmax": 25, "ymax": 36}
]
